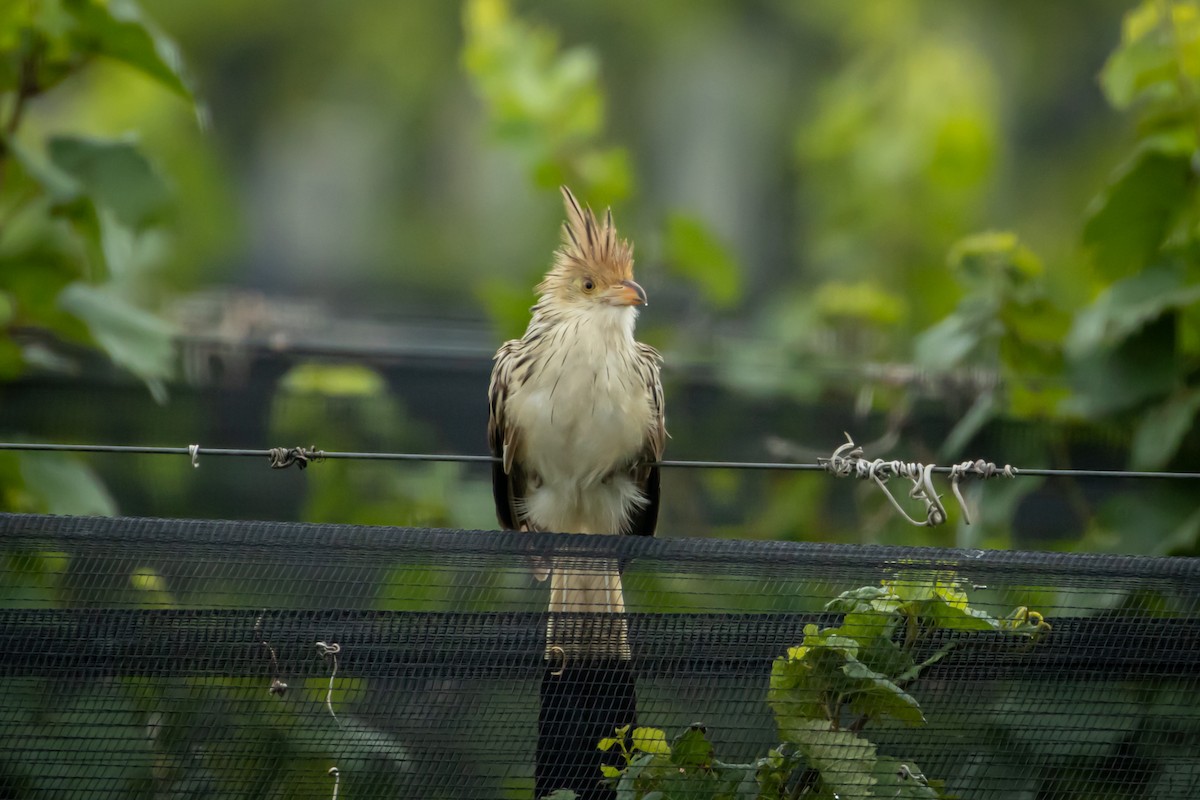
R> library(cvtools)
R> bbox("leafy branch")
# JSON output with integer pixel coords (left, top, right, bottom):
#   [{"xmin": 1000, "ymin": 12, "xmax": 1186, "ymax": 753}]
[
  {"xmin": 593, "ymin": 575, "xmax": 1049, "ymax": 800},
  {"xmin": 0, "ymin": 0, "xmax": 198, "ymax": 513},
  {"xmin": 0, "ymin": 0, "xmax": 197, "ymax": 391}
]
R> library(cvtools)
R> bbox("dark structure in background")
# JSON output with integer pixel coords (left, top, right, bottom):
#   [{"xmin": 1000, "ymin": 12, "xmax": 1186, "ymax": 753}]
[
  {"xmin": 0, "ymin": 291, "xmax": 1160, "ymax": 546},
  {"xmin": 0, "ymin": 514, "xmax": 1197, "ymax": 798}
]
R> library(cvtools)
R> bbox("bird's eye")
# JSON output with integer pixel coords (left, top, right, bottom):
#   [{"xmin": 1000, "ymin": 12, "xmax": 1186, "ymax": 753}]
[{"xmin": 582, "ymin": 278, "xmax": 595, "ymax": 292}]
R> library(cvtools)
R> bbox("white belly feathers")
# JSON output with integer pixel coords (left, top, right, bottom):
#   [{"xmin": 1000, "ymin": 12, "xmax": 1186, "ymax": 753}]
[{"xmin": 508, "ymin": 311, "xmax": 652, "ymax": 534}]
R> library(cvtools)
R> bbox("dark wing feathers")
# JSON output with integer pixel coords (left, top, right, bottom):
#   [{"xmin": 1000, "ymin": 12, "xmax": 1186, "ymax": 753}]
[
  {"xmin": 488, "ymin": 341, "xmax": 527, "ymax": 531},
  {"xmin": 625, "ymin": 342, "xmax": 666, "ymax": 536}
]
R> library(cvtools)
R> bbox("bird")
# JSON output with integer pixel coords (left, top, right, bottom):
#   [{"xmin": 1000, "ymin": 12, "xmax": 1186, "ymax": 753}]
[
  {"xmin": 488, "ymin": 185, "xmax": 664, "ymax": 798},
  {"xmin": 488, "ymin": 186, "xmax": 666, "ymax": 654}
]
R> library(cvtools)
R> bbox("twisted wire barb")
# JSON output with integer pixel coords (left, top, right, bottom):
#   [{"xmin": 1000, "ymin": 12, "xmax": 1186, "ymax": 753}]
[{"xmin": 821, "ymin": 433, "xmax": 1017, "ymax": 527}]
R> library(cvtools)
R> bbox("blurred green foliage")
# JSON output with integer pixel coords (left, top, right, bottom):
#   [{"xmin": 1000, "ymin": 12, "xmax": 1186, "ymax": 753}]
[
  {"xmin": 462, "ymin": 0, "xmax": 632, "ymax": 208},
  {"xmin": 270, "ymin": 362, "xmax": 495, "ymax": 529},
  {"xmin": 0, "ymin": 0, "xmax": 197, "ymax": 514},
  {"xmin": 2, "ymin": 0, "xmax": 1199, "ymax": 555},
  {"xmin": 2, "ymin": 6, "xmax": 1198, "ymax": 796}
]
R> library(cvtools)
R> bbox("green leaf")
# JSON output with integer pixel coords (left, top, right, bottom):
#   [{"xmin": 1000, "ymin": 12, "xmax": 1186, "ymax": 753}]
[
  {"xmin": 129, "ymin": 566, "xmax": 167, "ymax": 593},
  {"xmin": 572, "ymin": 147, "xmax": 633, "ymax": 209},
  {"xmin": 1064, "ymin": 313, "xmax": 1179, "ymax": 417},
  {"xmin": 48, "ymin": 135, "xmax": 173, "ymax": 230},
  {"xmin": 632, "ymin": 727, "xmax": 671, "ymax": 756},
  {"xmin": 1100, "ymin": 25, "xmax": 1178, "ymax": 109},
  {"xmin": 664, "ymin": 214, "xmax": 743, "ymax": 309},
  {"xmin": 840, "ymin": 660, "xmax": 926, "ymax": 726},
  {"xmin": 885, "ymin": 573, "xmax": 966, "ymax": 606},
  {"xmin": 826, "ymin": 585, "xmax": 893, "ymax": 614},
  {"xmin": 837, "ymin": 609, "xmax": 894, "ymax": 646},
  {"xmin": 58, "ymin": 282, "xmax": 175, "ymax": 401},
  {"xmin": 814, "ymin": 632, "xmax": 862, "ymax": 659},
  {"xmin": 855, "ymin": 635, "xmax": 915, "ymax": 681},
  {"xmin": 280, "ymin": 364, "xmax": 388, "ymax": 398},
  {"xmin": 926, "ymin": 601, "xmax": 996, "ymax": 632},
  {"xmin": 1066, "ymin": 261, "xmax": 1200, "ymax": 356},
  {"xmin": 939, "ymin": 391, "xmax": 997, "ymax": 460},
  {"xmin": 1, "ymin": 548, "xmax": 71, "ymax": 604},
  {"xmin": 878, "ymin": 574, "xmax": 1001, "ymax": 633},
  {"xmin": 947, "ymin": 231, "xmax": 1043, "ymax": 287},
  {"xmin": 1083, "ymin": 133, "xmax": 1193, "ymax": 280},
  {"xmin": 769, "ymin": 655, "xmax": 830, "ymax": 723},
  {"xmin": 597, "ymin": 737, "xmax": 619, "ymax": 753},
  {"xmin": 461, "ymin": 0, "xmax": 629, "ymax": 203},
  {"xmin": 669, "ymin": 725, "xmax": 713, "ymax": 769},
  {"xmin": 913, "ymin": 308, "xmax": 992, "ymax": 371},
  {"xmin": 1, "ymin": 132, "xmax": 84, "ymax": 204},
  {"xmin": 813, "ymin": 281, "xmax": 905, "ymax": 326},
  {"xmin": 18, "ymin": 452, "xmax": 117, "ymax": 516},
  {"xmin": 1131, "ymin": 387, "xmax": 1200, "ymax": 469},
  {"xmin": 63, "ymin": 0, "xmax": 195, "ymax": 101},
  {"xmin": 1001, "ymin": 295, "xmax": 1071, "ymax": 350},
  {"xmin": 777, "ymin": 718, "xmax": 877, "ymax": 800},
  {"xmin": 599, "ymin": 765, "xmax": 620, "ymax": 778}
]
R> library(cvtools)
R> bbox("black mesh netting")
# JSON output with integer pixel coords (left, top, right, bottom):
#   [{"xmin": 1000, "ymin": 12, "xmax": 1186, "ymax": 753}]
[{"xmin": 1, "ymin": 513, "xmax": 1198, "ymax": 799}]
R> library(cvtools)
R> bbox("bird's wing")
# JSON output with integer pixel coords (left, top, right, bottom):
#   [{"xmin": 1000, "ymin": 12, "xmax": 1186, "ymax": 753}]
[
  {"xmin": 625, "ymin": 342, "xmax": 666, "ymax": 536},
  {"xmin": 488, "ymin": 339, "xmax": 528, "ymax": 530}
]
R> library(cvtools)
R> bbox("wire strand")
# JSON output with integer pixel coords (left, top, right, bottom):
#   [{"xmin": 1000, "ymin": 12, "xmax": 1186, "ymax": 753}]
[{"xmin": 0, "ymin": 441, "xmax": 1198, "ymax": 480}]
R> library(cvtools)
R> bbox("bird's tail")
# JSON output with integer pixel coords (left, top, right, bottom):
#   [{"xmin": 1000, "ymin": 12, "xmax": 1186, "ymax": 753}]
[{"xmin": 545, "ymin": 557, "xmax": 630, "ymax": 660}]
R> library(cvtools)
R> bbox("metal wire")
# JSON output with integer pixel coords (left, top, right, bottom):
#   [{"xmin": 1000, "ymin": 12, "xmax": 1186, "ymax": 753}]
[{"xmin": 0, "ymin": 441, "xmax": 1198, "ymax": 480}]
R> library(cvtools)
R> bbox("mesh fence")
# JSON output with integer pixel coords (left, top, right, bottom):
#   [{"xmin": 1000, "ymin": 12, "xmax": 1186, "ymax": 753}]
[{"xmin": 1, "ymin": 513, "xmax": 1198, "ymax": 799}]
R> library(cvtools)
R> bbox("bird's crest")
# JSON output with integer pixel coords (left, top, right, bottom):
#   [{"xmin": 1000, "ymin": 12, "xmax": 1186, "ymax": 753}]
[{"xmin": 552, "ymin": 186, "xmax": 634, "ymax": 282}]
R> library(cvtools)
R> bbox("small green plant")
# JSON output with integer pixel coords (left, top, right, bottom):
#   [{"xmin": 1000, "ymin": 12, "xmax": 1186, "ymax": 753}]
[
  {"xmin": 598, "ymin": 722, "xmax": 757, "ymax": 800},
  {"xmin": 600, "ymin": 575, "xmax": 1049, "ymax": 799}
]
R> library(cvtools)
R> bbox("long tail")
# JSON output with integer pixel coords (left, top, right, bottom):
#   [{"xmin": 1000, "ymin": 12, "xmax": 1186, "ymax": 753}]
[
  {"xmin": 546, "ymin": 557, "xmax": 630, "ymax": 660},
  {"xmin": 539, "ymin": 557, "xmax": 635, "ymax": 800}
]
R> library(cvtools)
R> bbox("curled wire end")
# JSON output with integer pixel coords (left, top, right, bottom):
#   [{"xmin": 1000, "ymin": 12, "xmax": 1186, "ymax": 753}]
[
  {"xmin": 316, "ymin": 641, "xmax": 343, "ymax": 727},
  {"xmin": 269, "ymin": 446, "xmax": 326, "ymax": 470},
  {"xmin": 547, "ymin": 645, "xmax": 567, "ymax": 677},
  {"xmin": 824, "ymin": 436, "xmax": 1013, "ymax": 528},
  {"xmin": 328, "ymin": 766, "xmax": 341, "ymax": 800},
  {"xmin": 819, "ymin": 432, "xmax": 863, "ymax": 477},
  {"xmin": 188, "ymin": 444, "xmax": 201, "ymax": 469},
  {"xmin": 949, "ymin": 459, "xmax": 1019, "ymax": 525}
]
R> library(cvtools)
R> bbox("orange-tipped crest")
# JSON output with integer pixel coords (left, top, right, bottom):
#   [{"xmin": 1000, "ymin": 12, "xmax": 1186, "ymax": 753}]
[{"xmin": 545, "ymin": 186, "xmax": 634, "ymax": 287}]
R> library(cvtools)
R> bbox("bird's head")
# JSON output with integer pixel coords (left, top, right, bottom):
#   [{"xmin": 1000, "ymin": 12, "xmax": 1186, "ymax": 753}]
[{"xmin": 536, "ymin": 186, "xmax": 646, "ymax": 312}]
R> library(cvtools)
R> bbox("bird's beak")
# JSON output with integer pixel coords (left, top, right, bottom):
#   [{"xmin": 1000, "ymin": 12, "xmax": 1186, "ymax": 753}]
[{"xmin": 610, "ymin": 279, "xmax": 647, "ymax": 307}]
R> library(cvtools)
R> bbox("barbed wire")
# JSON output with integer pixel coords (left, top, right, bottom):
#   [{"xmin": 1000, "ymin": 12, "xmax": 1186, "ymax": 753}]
[{"xmin": 0, "ymin": 440, "xmax": 1197, "ymax": 481}]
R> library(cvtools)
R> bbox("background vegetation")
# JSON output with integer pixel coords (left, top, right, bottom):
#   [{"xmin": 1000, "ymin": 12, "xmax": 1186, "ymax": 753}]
[
  {"xmin": 2, "ymin": 4, "xmax": 1199, "ymax": 798},
  {"xmin": 2, "ymin": 0, "xmax": 1198, "ymax": 558}
]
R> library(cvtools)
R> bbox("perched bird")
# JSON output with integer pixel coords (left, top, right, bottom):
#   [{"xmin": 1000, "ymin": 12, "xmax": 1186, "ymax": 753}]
[
  {"xmin": 488, "ymin": 186, "xmax": 666, "ymax": 652},
  {"xmin": 487, "ymin": 186, "xmax": 664, "ymax": 798}
]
